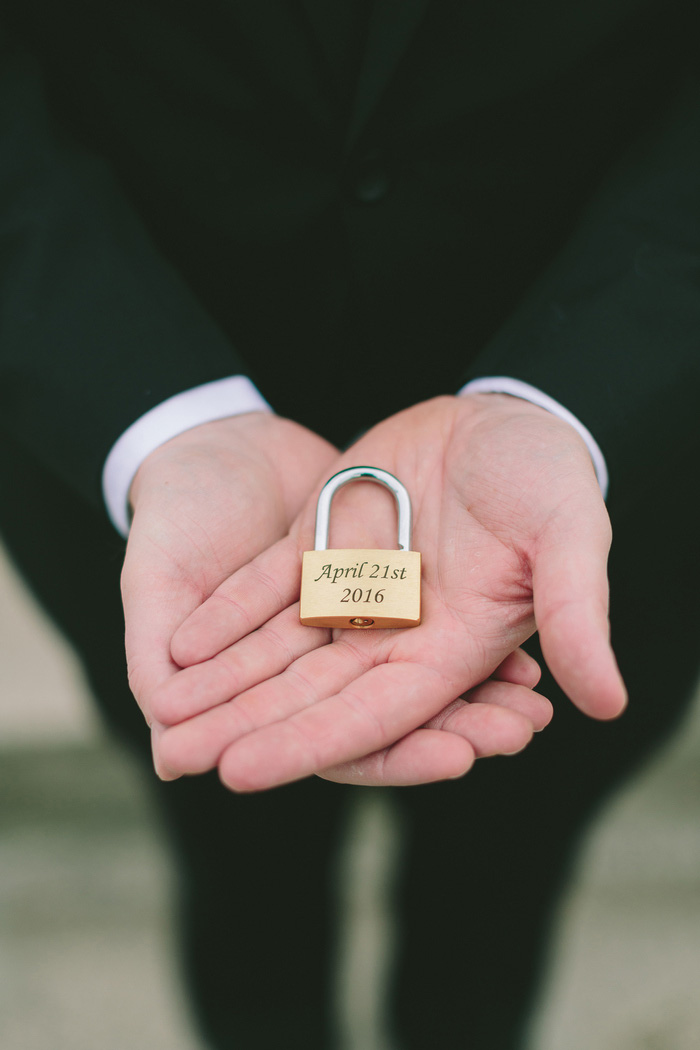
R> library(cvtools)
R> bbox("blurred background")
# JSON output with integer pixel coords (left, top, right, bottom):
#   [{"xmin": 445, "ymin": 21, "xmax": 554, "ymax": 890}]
[{"xmin": 2, "ymin": 537, "xmax": 700, "ymax": 1050}]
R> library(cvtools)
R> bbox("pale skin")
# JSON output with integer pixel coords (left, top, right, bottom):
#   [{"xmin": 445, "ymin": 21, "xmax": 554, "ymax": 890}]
[{"xmin": 121, "ymin": 394, "xmax": 627, "ymax": 792}]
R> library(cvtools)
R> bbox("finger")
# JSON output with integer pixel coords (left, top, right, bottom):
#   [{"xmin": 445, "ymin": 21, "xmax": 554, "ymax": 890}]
[
  {"xmin": 170, "ymin": 534, "xmax": 301, "ymax": 667},
  {"xmin": 319, "ymin": 729, "xmax": 475, "ymax": 786},
  {"xmin": 150, "ymin": 604, "xmax": 329, "ymax": 725},
  {"xmin": 448, "ymin": 679, "xmax": 553, "ymax": 734},
  {"xmin": 427, "ymin": 694, "xmax": 539, "ymax": 753},
  {"xmin": 154, "ymin": 635, "xmax": 376, "ymax": 777},
  {"xmin": 491, "ymin": 648, "xmax": 541, "ymax": 688},
  {"xmin": 319, "ymin": 706, "xmax": 532, "ymax": 787},
  {"xmin": 121, "ymin": 548, "xmax": 202, "ymax": 724},
  {"xmin": 216, "ymin": 662, "xmax": 458, "ymax": 792},
  {"xmin": 319, "ymin": 679, "xmax": 551, "ymax": 786},
  {"xmin": 150, "ymin": 719, "xmax": 179, "ymax": 780},
  {"xmin": 533, "ymin": 505, "xmax": 627, "ymax": 720},
  {"xmin": 319, "ymin": 710, "xmax": 529, "ymax": 787}
]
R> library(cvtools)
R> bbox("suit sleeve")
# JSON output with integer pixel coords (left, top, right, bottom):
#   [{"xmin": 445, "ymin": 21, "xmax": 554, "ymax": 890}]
[
  {"xmin": 0, "ymin": 36, "xmax": 254, "ymax": 511},
  {"xmin": 460, "ymin": 77, "xmax": 700, "ymax": 503}
]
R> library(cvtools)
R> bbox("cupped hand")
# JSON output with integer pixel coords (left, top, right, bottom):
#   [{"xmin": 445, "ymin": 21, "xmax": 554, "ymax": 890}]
[
  {"xmin": 153, "ymin": 394, "xmax": 625, "ymax": 790},
  {"xmin": 121, "ymin": 412, "xmax": 337, "ymax": 733}
]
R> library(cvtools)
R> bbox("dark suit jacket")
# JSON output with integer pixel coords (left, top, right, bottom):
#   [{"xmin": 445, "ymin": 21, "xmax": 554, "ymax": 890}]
[
  {"xmin": 1, "ymin": 0, "xmax": 699, "ymax": 514},
  {"xmin": 2, "ymin": 13, "xmax": 700, "ymax": 1044}
]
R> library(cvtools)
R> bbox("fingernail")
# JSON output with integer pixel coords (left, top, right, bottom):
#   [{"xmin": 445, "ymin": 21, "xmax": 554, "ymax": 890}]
[
  {"xmin": 151, "ymin": 723, "xmax": 181, "ymax": 781},
  {"xmin": 156, "ymin": 766, "xmax": 182, "ymax": 782}
]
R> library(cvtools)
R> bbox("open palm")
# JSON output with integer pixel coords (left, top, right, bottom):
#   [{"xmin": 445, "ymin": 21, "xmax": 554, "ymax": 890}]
[
  {"xmin": 121, "ymin": 412, "xmax": 337, "ymax": 729},
  {"xmin": 153, "ymin": 395, "xmax": 625, "ymax": 789}
]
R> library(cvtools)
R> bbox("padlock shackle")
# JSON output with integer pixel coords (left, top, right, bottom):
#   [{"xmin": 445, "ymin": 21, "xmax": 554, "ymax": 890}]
[{"xmin": 313, "ymin": 466, "xmax": 413, "ymax": 551}]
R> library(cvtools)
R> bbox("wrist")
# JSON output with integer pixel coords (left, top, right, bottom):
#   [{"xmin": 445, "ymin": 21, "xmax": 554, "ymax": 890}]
[
  {"xmin": 129, "ymin": 413, "xmax": 337, "ymax": 521},
  {"xmin": 128, "ymin": 411, "xmax": 275, "ymax": 513},
  {"xmin": 456, "ymin": 388, "xmax": 600, "ymax": 466},
  {"xmin": 458, "ymin": 378, "xmax": 608, "ymax": 498}
]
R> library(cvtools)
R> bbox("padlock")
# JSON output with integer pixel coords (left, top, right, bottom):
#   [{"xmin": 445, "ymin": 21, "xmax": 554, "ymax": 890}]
[{"xmin": 299, "ymin": 466, "xmax": 421, "ymax": 629}]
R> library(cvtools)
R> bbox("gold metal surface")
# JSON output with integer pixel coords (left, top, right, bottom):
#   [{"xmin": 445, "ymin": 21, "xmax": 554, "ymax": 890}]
[{"xmin": 300, "ymin": 548, "xmax": 421, "ymax": 629}]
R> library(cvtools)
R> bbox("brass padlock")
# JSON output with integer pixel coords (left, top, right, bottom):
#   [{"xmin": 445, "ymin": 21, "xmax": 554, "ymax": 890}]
[{"xmin": 299, "ymin": 466, "xmax": 421, "ymax": 629}]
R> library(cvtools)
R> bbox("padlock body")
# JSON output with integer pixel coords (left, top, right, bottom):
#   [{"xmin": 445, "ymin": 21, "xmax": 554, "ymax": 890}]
[{"xmin": 300, "ymin": 549, "xmax": 421, "ymax": 628}]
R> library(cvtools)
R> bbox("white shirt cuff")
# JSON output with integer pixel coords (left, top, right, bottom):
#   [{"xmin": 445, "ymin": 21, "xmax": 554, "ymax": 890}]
[
  {"xmin": 102, "ymin": 375, "xmax": 273, "ymax": 536},
  {"xmin": 457, "ymin": 376, "xmax": 609, "ymax": 499}
]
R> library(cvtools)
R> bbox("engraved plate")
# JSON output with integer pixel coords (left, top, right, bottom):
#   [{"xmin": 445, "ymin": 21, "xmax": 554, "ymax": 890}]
[{"xmin": 300, "ymin": 548, "xmax": 421, "ymax": 629}]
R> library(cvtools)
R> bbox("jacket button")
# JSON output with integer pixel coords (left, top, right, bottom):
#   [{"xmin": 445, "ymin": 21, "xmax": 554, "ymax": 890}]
[{"xmin": 351, "ymin": 151, "xmax": 392, "ymax": 203}]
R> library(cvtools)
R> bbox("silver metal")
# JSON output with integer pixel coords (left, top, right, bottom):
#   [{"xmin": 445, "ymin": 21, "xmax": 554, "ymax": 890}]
[{"xmin": 313, "ymin": 466, "xmax": 413, "ymax": 552}]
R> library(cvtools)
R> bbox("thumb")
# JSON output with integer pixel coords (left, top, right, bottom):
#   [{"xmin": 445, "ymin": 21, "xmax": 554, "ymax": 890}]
[
  {"xmin": 532, "ymin": 500, "xmax": 627, "ymax": 720},
  {"xmin": 121, "ymin": 529, "xmax": 203, "ymax": 725}
]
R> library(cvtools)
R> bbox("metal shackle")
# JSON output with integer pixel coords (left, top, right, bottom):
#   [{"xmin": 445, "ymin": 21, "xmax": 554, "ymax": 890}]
[{"xmin": 313, "ymin": 466, "xmax": 413, "ymax": 552}]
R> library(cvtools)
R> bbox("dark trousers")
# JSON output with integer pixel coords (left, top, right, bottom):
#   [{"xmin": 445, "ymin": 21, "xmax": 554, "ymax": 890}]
[{"xmin": 3, "ymin": 431, "xmax": 698, "ymax": 1050}]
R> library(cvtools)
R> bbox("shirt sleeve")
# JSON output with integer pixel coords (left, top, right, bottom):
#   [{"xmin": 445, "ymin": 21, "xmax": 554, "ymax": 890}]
[{"xmin": 102, "ymin": 376, "xmax": 273, "ymax": 536}]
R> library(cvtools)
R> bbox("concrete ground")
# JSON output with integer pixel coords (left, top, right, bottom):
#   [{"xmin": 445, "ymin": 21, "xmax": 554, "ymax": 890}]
[{"xmin": 1, "ymin": 541, "xmax": 700, "ymax": 1050}]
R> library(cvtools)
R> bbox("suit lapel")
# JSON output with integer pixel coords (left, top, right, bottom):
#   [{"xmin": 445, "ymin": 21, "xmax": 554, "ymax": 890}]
[
  {"xmin": 228, "ymin": 0, "xmax": 430, "ymax": 142},
  {"xmin": 225, "ymin": 0, "xmax": 337, "ymax": 128},
  {"xmin": 344, "ymin": 0, "xmax": 431, "ymax": 153},
  {"xmin": 296, "ymin": 0, "xmax": 368, "ymax": 80}
]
